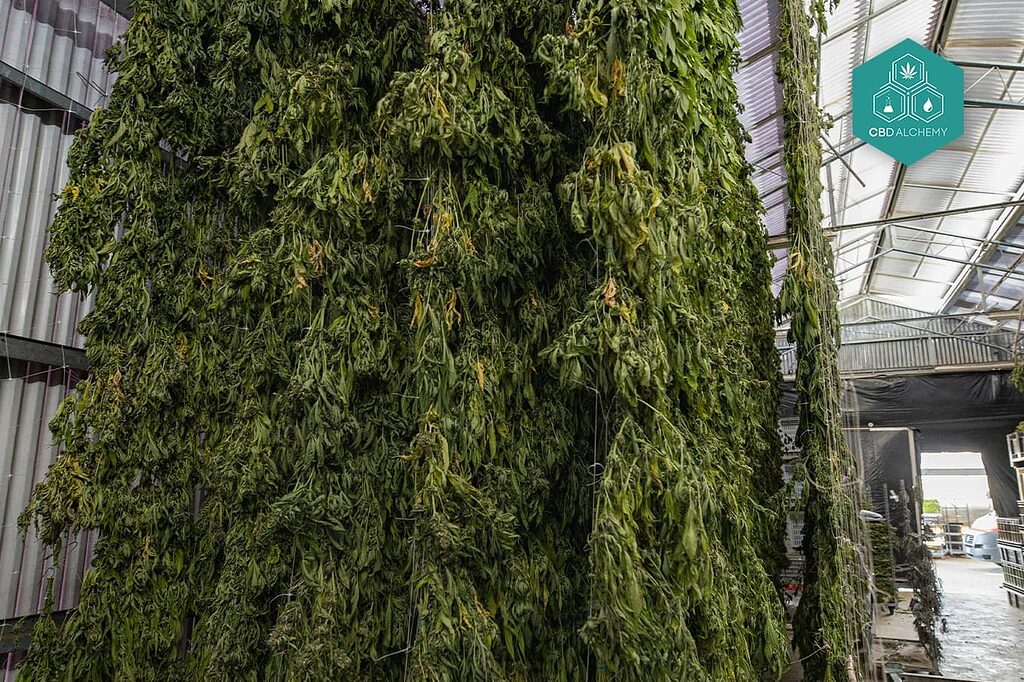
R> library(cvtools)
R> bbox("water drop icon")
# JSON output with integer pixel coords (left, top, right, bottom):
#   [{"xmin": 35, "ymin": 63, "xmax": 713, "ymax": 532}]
[{"xmin": 923, "ymin": 98, "xmax": 933, "ymax": 113}]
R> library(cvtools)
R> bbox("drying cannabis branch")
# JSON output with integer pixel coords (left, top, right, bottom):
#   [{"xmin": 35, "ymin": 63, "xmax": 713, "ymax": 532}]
[
  {"xmin": 777, "ymin": 0, "xmax": 868, "ymax": 679},
  {"xmin": 23, "ymin": 1, "xmax": 786, "ymax": 679},
  {"xmin": 868, "ymin": 521, "xmax": 897, "ymax": 611},
  {"xmin": 539, "ymin": 1, "xmax": 787, "ymax": 677},
  {"xmin": 896, "ymin": 484, "xmax": 942, "ymax": 664}
]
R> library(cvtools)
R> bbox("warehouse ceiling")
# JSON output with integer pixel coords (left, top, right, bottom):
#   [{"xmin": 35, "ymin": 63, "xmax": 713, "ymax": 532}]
[{"xmin": 738, "ymin": 0, "xmax": 1024, "ymax": 328}]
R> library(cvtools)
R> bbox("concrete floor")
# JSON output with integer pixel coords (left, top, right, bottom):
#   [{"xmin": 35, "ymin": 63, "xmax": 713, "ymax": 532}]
[{"xmin": 936, "ymin": 556, "xmax": 1024, "ymax": 681}]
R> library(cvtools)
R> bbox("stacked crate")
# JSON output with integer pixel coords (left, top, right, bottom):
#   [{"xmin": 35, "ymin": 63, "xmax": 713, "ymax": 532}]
[{"xmin": 997, "ymin": 432, "xmax": 1024, "ymax": 608}]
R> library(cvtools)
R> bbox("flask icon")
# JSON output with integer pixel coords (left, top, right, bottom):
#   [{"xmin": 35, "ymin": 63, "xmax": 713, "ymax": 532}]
[{"xmin": 883, "ymin": 97, "xmax": 894, "ymax": 114}]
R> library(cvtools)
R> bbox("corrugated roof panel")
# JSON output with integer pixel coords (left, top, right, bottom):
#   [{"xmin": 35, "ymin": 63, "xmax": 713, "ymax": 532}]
[
  {"xmin": 744, "ymin": 0, "xmax": 1020, "ymax": 313},
  {"xmin": 915, "ymin": 259, "xmax": 969, "ymax": 281},
  {"xmin": 737, "ymin": 0, "xmax": 789, "ymax": 294},
  {"xmin": 838, "ymin": 258, "xmax": 875, "ymax": 298},
  {"xmin": 828, "ymin": 141, "xmax": 897, "ymax": 299},
  {"xmin": 736, "ymin": 53, "xmax": 780, "ymax": 126},
  {"xmin": 763, "ymin": 196, "xmax": 787, "ymax": 237},
  {"xmin": 951, "ymin": 209, "xmax": 1024, "ymax": 314},
  {"xmin": 957, "ymin": 106, "xmax": 1000, "ymax": 150},
  {"xmin": 945, "ymin": 192, "xmax": 1004, "ymax": 221},
  {"xmin": 745, "ymin": 117, "xmax": 784, "ymax": 168},
  {"xmin": 866, "ymin": 0, "xmax": 940, "ymax": 56},
  {"xmin": 771, "ymin": 247, "xmax": 788, "ymax": 282},
  {"xmin": 923, "ymin": 0, "xmax": 1024, "ymax": 312},
  {"xmin": 874, "ymin": 274, "xmax": 949, "ymax": 299},
  {"xmin": 901, "ymin": 148, "xmax": 973, "ymax": 185},
  {"xmin": 962, "ymin": 115, "xmax": 1024, "ymax": 192},
  {"xmin": 738, "ymin": 0, "xmax": 779, "ymax": 61},
  {"xmin": 945, "ymin": 0, "xmax": 1024, "ymax": 43},
  {"xmin": 987, "ymin": 246, "xmax": 1024, "ymax": 270},
  {"xmin": 819, "ymin": 0, "xmax": 943, "ymax": 305},
  {"xmin": 820, "ymin": 31, "xmax": 861, "ymax": 116},
  {"xmin": 824, "ymin": 0, "xmax": 872, "ymax": 35},
  {"xmin": 892, "ymin": 186, "xmax": 956, "ymax": 214}
]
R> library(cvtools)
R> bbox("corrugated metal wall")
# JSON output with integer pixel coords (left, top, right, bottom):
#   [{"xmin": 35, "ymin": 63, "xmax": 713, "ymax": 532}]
[
  {"xmin": 0, "ymin": 99, "xmax": 90, "ymax": 347},
  {"xmin": 0, "ymin": 364, "xmax": 92, "ymax": 621},
  {"xmin": 0, "ymin": 0, "xmax": 127, "ymax": 636},
  {"xmin": 1, "ymin": 0, "xmax": 122, "ymax": 110}
]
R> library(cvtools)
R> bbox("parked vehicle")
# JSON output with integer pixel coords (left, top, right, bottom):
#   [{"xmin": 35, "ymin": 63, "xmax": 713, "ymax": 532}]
[{"xmin": 964, "ymin": 512, "xmax": 1000, "ymax": 563}]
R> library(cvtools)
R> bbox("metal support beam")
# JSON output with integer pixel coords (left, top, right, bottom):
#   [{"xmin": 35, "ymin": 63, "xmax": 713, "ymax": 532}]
[
  {"xmin": 920, "ymin": 468, "xmax": 988, "ymax": 476},
  {"xmin": 0, "ymin": 334, "xmax": 87, "ymax": 371},
  {"xmin": 782, "ymin": 360, "xmax": 1015, "ymax": 382},
  {"xmin": 823, "ymin": 140, "xmax": 867, "ymax": 167},
  {"xmin": 902, "ymin": 182, "xmax": 1015, "ymax": 196},
  {"xmin": 954, "ymin": 60, "xmax": 1024, "ymax": 73},
  {"xmin": 834, "ymin": 246, "xmax": 893, "ymax": 278},
  {"xmin": 821, "ymin": 133, "xmax": 865, "ymax": 187},
  {"xmin": 870, "ymin": 318, "xmax": 1012, "ymax": 355},
  {"xmin": 887, "ymin": 222, "xmax": 1024, "ymax": 252},
  {"xmin": 0, "ymin": 61, "xmax": 92, "ymax": 122},
  {"xmin": 828, "ymin": 199, "xmax": 1024, "ymax": 231},
  {"xmin": 748, "ymin": 109, "xmax": 783, "ymax": 132},
  {"xmin": 965, "ymin": 98, "xmax": 1024, "ymax": 111},
  {"xmin": 754, "ymin": 136, "xmax": 863, "ymax": 173}
]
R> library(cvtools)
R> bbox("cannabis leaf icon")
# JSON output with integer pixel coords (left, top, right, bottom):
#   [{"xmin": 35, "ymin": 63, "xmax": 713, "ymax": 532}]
[{"xmin": 900, "ymin": 62, "xmax": 917, "ymax": 79}]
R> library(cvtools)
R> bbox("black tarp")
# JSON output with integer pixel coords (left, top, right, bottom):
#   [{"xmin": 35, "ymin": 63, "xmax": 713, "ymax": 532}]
[
  {"xmin": 781, "ymin": 371, "xmax": 1023, "ymax": 518},
  {"xmin": 849, "ymin": 428, "xmax": 921, "ymax": 532}
]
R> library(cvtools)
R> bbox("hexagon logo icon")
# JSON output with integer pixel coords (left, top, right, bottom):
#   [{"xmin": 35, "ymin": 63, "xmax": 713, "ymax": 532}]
[
  {"xmin": 890, "ymin": 53, "xmax": 927, "ymax": 92},
  {"xmin": 873, "ymin": 84, "xmax": 907, "ymax": 122},
  {"xmin": 853, "ymin": 39, "xmax": 963, "ymax": 165},
  {"xmin": 911, "ymin": 85, "xmax": 943, "ymax": 122}
]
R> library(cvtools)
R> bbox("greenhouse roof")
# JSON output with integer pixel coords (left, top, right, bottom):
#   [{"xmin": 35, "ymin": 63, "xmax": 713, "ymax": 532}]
[{"xmin": 738, "ymin": 0, "xmax": 1024, "ymax": 328}]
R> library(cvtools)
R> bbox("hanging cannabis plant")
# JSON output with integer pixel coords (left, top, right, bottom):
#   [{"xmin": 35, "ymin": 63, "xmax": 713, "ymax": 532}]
[
  {"xmin": 868, "ymin": 521, "xmax": 897, "ymax": 610},
  {"xmin": 777, "ymin": 0, "xmax": 870, "ymax": 679},
  {"xmin": 895, "ymin": 483, "xmax": 942, "ymax": 663},
  {"xmin": 24, "ymin": 1, "xmax": 785, "ymax": 679},
  {"xmin": 538, "ymin": 1, "xmax": 788, "ymax": 677}
]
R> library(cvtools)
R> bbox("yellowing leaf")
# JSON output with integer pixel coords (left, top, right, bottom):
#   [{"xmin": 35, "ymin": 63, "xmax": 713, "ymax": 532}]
[{"xmin": 603, "ymin": 276, "xmax": 618, "ymax": 308}]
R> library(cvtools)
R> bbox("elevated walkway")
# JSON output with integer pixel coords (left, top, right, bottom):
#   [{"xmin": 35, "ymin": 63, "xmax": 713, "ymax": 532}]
[{"xmin": 779, "ymin": 299, "xmax": 1017, "ymax": 379}]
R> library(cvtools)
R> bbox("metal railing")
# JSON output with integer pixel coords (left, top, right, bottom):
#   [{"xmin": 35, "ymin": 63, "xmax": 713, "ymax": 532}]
[{"xmin": 780, "ymin": 325, "xmax": 1017, "ymax": 377}]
